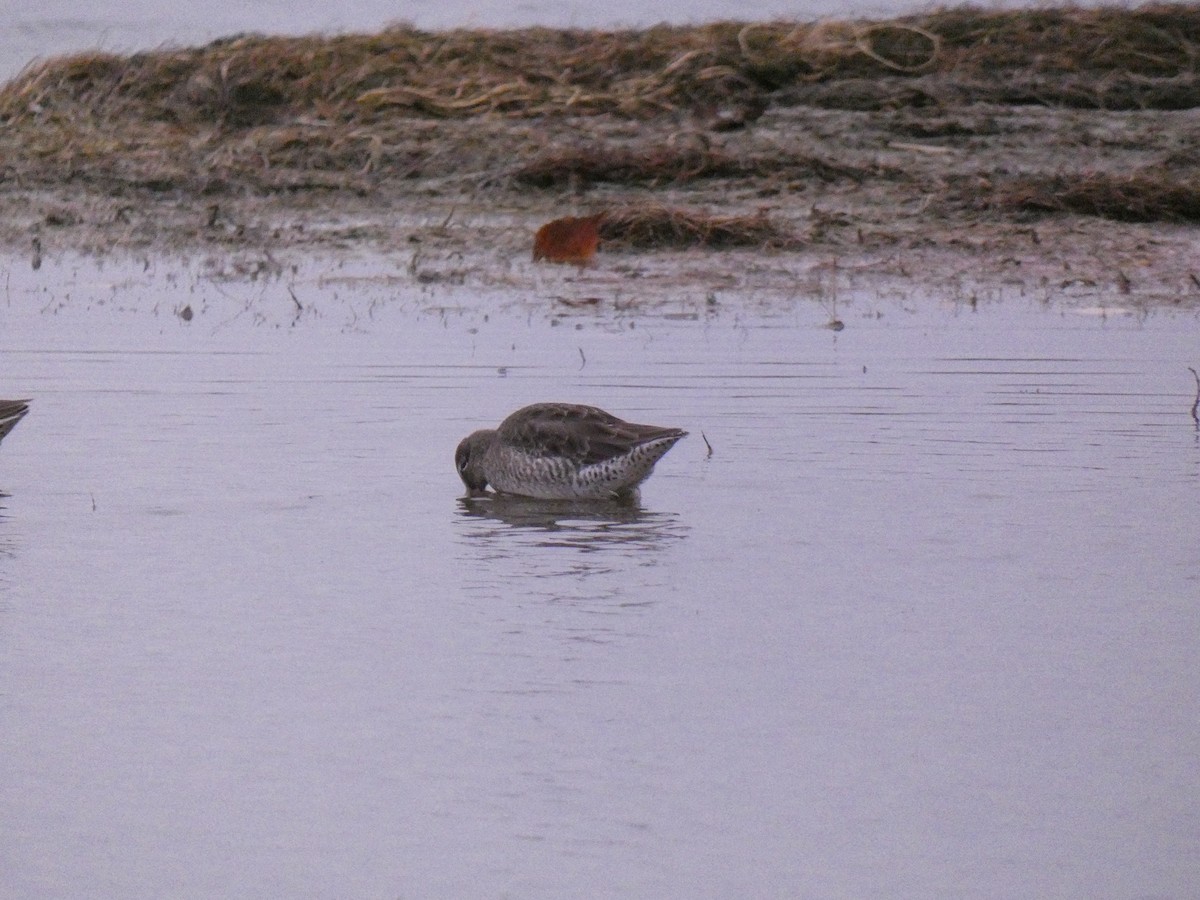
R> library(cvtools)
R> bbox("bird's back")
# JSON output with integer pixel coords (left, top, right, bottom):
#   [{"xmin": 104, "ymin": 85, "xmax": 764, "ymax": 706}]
[
  {"xmin": 497, "ymin": 403, "xmax": 685, "ymax": 467},
  {"xmin": 488, "ymin": 403, "xmax": 687, "ymax": 499}
]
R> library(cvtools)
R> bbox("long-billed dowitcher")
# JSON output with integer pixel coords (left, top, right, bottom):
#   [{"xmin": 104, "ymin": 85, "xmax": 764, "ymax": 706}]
[
  {"xmin": 0, "ymin": 400, "xmax": 29, "ymax": 445},
  {"xmin": 456, "ymin": 403, "xmax": 687, "ymax": 500}
]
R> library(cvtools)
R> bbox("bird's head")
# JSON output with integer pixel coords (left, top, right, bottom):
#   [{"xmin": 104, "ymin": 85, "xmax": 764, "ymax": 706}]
[{"xmin": 455, "ymin": 430, "xmax": 494, "ymax": 494}]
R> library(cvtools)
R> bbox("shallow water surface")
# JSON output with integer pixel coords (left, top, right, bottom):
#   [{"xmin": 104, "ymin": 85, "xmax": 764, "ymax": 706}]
[{"xmin": 1, "ymin": 259, "xmax": 1198, "ymax": 897}]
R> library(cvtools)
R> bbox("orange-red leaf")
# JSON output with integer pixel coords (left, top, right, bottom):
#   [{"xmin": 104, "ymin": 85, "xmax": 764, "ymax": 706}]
[{"xmin": 532, "ymin": 214, "xmax": 603, "ymax": 264}]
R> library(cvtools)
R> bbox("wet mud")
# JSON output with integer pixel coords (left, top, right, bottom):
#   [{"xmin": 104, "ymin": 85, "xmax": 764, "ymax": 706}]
[{"xmin": 0, "ymin": 6, "xmax": 1197, "ymax": 306}]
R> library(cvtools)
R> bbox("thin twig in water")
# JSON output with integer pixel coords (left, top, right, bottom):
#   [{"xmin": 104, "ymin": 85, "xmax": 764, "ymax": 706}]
[
  {"xmin": 287, "ymin": 285, "xmax": 302, "ymax": 312},
  {"xmin": 578, "ymin": 347, "xmax": 586, "ymax": 369},
  {"xmin": 1188, "ymin": 367, "xmax": 1200, "ymax": 425},
  {"xmin": 701, "ymin": 431, "xmax": 714, "ymax": 458}
]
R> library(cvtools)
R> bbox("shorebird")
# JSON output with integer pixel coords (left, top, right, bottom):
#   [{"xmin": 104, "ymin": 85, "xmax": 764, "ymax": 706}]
[
  {"xmin": 0, "ymin": 400, "xmax": 29, "ymax": 445},
  {"xmin": 456, "ymin": 403, "xmax": 687, "ymax": 500}
]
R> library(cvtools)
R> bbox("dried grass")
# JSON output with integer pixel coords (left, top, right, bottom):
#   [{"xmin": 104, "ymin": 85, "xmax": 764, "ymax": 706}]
[
  {"xmin": 514, "ymin": 144, "xmax": 745, "ymax": 186},
  {"xmin": 1000, "ymin": 170, "xmax": 1200, "ymax": 222},
  {"xmin": 0, "ymin": 6, "xmax": 1196, "ymax": 204},
  {"xmin": 512, "ymin": 143, "xmax": 880, "ymax": 186},
  {"xmin": 2, "ymin": 5, "xmax": 1196, "ymax": 132},
  {"xmin": 784, "ymin": 71, "xmax": 1200, "ymax": 111},
  {"xmin": 598, "ymin": 205, "xmax": 802, "ymax": 250}
]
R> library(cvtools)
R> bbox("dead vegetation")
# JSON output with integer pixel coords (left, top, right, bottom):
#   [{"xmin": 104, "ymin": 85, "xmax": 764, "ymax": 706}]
[
  {"xmin": 512, "ymin": 143, "xmax": 882, "ymax": 187},
  {"xmin": 528, "ymin": 205, "xmax": 802, "ymax": 254},
  {"xmin": 3, "ymin": 4, "xmax": 1197, "ymax": 129},
  {"xmin": 515, "ymin": 144, "xmax": 747, "ymax": 187},
  {"xmin": 598, "ymin": 205, "xmax": 803, "ymax": 250},
  {"xmin": 782, "ymin": 71, "xmax": 1200, "ymax": 111},
  {"xmin": 1000, "ymin": 170, "xmax": 1200, "ymax": 223},
  {"xmin": 0, "ymin": 4, "xmax": 1197, "ymax": 253}
]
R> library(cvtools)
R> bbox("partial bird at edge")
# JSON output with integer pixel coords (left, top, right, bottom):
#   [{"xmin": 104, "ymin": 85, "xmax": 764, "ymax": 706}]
[{"xmin": 0, "ymin": 400, "xmax": 30, "ymax": 445}]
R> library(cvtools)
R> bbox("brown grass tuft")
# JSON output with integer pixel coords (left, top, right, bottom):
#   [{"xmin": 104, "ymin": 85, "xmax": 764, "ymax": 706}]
[
  {"xmin": 1000, "ymin": 170, "xmax": 1200, "ymax": 222},
  {"xmin": 514, "ymin": 143, "xmax": 882, "ymax": 187},
  {"xmin": 2, "ymin": 5, "xmax": 1197, "ymax": 131},
  {"xmin": 515, "ymin": 144, "xmax": 744, "ymax": 187},
  {"xmin": 598, "ymin": 205, "xmax": 802, "ymax": 250}
]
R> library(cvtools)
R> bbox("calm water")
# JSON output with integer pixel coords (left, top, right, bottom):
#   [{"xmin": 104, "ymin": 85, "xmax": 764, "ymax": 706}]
[{"xmin": 1, "ymin": 255, "xmax": 1198, "ymax": 898}]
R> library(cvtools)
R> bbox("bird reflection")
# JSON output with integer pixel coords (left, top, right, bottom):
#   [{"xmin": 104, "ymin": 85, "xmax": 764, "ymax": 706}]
[
  {"xmin": 455, "ymin": 492, "xmax": 687, "ymax": 554},
  {"xmin": 0, "ymin": 492, "xmax": 17, "ymax": 566},
  {"xmin": 454, "ymin": 494, "xmax": 689, "ymax": 652}
]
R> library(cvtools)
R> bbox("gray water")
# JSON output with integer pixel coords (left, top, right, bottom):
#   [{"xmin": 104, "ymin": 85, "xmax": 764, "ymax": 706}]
[{"xmin": 1, "ymin": 255, "xmax": 1197, "ymax": 897}]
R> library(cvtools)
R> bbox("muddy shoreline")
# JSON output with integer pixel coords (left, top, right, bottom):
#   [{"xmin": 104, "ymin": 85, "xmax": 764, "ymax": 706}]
[{"xmin": 1, "ymin": 7, "xmax": 1198, "ymax": 306}]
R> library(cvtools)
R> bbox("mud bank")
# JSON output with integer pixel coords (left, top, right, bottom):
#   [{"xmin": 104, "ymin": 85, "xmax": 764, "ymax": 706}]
[{"xmin": 0, "ymin": 5, "xmax": 1198, "ymax": 305}]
